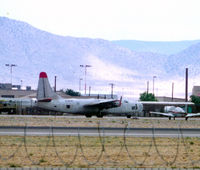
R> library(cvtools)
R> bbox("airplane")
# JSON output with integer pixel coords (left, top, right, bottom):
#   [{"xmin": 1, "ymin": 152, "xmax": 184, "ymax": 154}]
[
  {"xmin": 150, "ymin": 105, "xmax": 200, "ymax": 120},
  {"xmin": 101, "ymin": 99, "xmax": 143, "ymax": 118},
  {"xmin": 37, "ymin": 72, "xmax": 122, "ymax": 117},
  {"xmin": 0, "ymin": 97, "xmax": 36, "ymax": 114}
]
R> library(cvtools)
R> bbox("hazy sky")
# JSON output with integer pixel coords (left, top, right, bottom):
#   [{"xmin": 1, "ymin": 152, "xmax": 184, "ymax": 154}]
[{"xmin": 1, "ymin": 0, "xmax": 200, "ymax": 41}]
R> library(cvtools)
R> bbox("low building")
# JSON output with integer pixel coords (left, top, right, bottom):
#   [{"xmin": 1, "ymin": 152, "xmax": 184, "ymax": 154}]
[
  {"xmin": 192, "ymin": 86, "xmax": 200, "ymax": 96},
  {"xmin": 0, "ymin": 89, "xmax": 36, "ymax": 98},
  {"xmin": 156, "ymin": 96, "xmax": 186, "ymax": 102}
]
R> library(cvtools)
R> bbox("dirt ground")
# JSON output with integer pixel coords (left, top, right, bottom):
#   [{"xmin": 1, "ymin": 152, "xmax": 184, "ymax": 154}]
[
  {"xmin": 0, "ymin": 136, "xmax": 200, "ymax": 168},
  {"xmin": 0, "ymin": 115, "xmax": 200, "ymax": 128},
  {"xmin": 0, "ymin": 116, "xmax": 200, "ymax": 168}
]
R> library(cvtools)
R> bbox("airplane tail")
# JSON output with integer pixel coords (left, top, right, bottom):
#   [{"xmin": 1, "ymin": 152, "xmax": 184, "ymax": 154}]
[{"xmin": 37, "ymin": 72, "xmax": 60, "ymax": 102}]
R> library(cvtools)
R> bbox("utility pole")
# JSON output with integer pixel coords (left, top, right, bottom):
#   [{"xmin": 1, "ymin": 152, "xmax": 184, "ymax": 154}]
[
  {"xmin": 147, "ymin": 81, "xmax": 149, "ymax": 94},
  {"xmin": 54, "ymin": 76, "xmax": 57, "ymax": 92},
  {"xmin": 80, "ymin": 65, "xmax": 92, "ymax": 95},
  {"xmin": 109, "ymin": 83, "xmax": 114, "ymax": 99},
  {"xmin": 89, "ymin": 86, "xmax": 91, "ymax": 96},
  {"xmin": 79, "ymin": 78, "xmax": 83, "ymax": 92},
  {"xmin": 5, "ymin": 64, "xmax": 17, "ymax": 85},
  {"xmin": 153, "ymin": 76, "xmax": 157, "ymax": 95},
  {"xmin": 172, "ymin": 82, "xmax": 174, "ymax": 102},
  {"xmin": 185, "ymin": 68, "xmax": 188, "ymax": 102}
]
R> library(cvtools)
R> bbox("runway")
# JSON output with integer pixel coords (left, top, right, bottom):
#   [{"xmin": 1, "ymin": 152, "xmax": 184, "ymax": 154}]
[{"xmin": 0, "ymin": 126, "xmax": 200, "ymax": 137}]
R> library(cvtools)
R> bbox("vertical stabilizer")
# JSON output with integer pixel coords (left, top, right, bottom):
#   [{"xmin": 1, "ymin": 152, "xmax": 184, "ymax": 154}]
[{"xmin": 37, "ymin": 72, "xmax": 60, "ymax": 101}]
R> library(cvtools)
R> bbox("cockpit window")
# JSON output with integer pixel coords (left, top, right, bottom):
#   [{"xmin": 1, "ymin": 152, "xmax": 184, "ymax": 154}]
[{"xmin": 132, "ymin": 104, "xmax": 138, "ymax": 110}]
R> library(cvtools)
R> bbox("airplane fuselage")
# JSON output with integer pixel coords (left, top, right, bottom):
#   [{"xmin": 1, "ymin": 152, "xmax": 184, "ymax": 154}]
[
  {"xmin": 37, "ymin": 99, "xmax": 143, "ymax": 118},
  {"xmin": 38, "ymin": 98, "xmax": 100, "ymax": 115}
]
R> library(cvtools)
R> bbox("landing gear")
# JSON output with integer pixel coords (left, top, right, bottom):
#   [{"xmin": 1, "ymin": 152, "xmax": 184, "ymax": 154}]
[
  {"xmin": 185, "ymin": 117, "xmax": 188, "ymax": 121},
  {"xmin": 169, "ymin": 117, "xmax": 175, "ymax": 120},
  {"xmin": 85, "ymin": 113, "xmax": 92, "ymax": 118},
  {"xmin": 127, "ymin": 115, "xmax": 131, "ymax": 118},
  {"xmin": 97, "ymin": 113, "xmax": 104, "ymax": 118}
]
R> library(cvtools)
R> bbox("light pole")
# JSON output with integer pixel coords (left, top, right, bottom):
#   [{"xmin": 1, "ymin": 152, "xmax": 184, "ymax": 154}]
[
  {"xmin": 153, "ymin": 76, "xmax": 157, "ymax": 95},
  {"xmin": 147, "ymin": 81, "xmax": 149, "ymax": 94},
  {"xmin": 172, "ymin": 82, "xmax": 174, "ymax": 102},
  {"xmin": 54, "ymin": 76, "xmax": 57, "ymax": 92},
  {"xmin": 20, "ymin": 80, "xmax": 23, "ymax": 89},
  {"xmin": 109, "ymin": 83, "xmax": 114, "ymax": 99},
  {"xmin": 89, "ymin": 86, "xmax": 91, "ymax": 96},
  {"xmin": 80, "ymin": 65, "xmax": 92, "ymax": 95},
  {"xmin": 5, "ymin": 64, "xmax": 17, "ymax": 85},
  {"xmin": 79, "ymin": 78, "xmax": 83, "ymax": 92}
]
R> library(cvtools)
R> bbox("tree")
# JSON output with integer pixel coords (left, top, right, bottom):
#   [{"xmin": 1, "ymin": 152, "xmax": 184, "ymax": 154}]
[
  {"xmin": 190, "ymin": 95, "xmax": 200, "ymax": 112},
  {"xmin": 139, "ymin": 92, "xmax": 157, "ymax": 101},
  {"xmin": 190, "ymin": 95, "xmax": 200, "ymax": 104},
  {"xmin": 65, "ymin": 89, "xmax": 81, "ymax": 96}
]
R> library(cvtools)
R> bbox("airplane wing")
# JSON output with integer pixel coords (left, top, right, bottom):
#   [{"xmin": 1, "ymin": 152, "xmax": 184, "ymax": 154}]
[
  {"xmin": 150, "ymin": 111, "xmax": 174, "ymax": 117},
  {"xmin": 186, "ymin": 113, "xmax": 200, "ymax": 118},
  {"xmin": 84, "ymin": 97, "xmax": 122, "ymax": 110}
]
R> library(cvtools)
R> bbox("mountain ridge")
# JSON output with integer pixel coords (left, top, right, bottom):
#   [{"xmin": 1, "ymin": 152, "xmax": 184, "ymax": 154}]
[{"xmin": 1, "ymin": 17, "xmax": 200, "ymax": 99}]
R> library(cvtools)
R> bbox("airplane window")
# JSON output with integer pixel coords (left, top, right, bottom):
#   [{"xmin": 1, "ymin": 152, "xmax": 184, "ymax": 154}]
[
  {"xmin": 66, "ymin": 105, "xmax": 70, "ymax": 109},
  {"xmin": 54, "ymin": 105, "xmax": 57, "ymax": 107}
]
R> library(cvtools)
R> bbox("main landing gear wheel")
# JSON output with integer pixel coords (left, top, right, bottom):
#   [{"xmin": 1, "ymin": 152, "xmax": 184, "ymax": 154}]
[
  {"xmin": 97, "ymin": 113, "xmax": 104, "ymax": 118},
  {"xmin": 85, "ymin": 114, "xmax": 92, "ymax": 118}
]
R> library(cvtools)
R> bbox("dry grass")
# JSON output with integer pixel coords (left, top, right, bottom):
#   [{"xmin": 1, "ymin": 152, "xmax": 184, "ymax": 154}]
[
  {"xmin": 0, "ymin": 136, "xmax": 200, "ymax": 168},
  {"xmin": 0, "ymin": 116, "xmax": 200, "ymax": 128},
  {"xmin": 0, "ymin": 116, "xmax": 200, "ymax": 168}
]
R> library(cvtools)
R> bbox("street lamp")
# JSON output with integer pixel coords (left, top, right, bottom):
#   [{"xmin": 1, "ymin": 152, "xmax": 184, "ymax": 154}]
[
  {"xmin": 172, "ymin": 82, "xmax": 174, "ymax": 102},
  {"xmin": 109, "ymin": 83, "xmax": 115, "ymax": 99},
  {"xmin": 80, "ymin": 64, "xmax": 92, "ymax": 95},
  {"xmin": 153, "ymin": 76, "xmax": 157, "ymax": 95},
  {"xmin": 79, "ymin": 78, "xmax": 83, "ymax": 92},
  {"xmin": 5, "ymin": 64, "xmax": 17, "ymax": 85}
]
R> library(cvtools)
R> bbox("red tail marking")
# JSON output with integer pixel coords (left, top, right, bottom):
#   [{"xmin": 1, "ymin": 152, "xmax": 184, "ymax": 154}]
[{"xmin": 40, "ymin": 72, "xmax": 47, "ymax": 78}]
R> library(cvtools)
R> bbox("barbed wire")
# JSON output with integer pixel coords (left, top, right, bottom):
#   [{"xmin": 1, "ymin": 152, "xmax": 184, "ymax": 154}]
[
  {"xmin": 0, "ymin": 118, "xmax": 200, "ymax": 167},
  {"xmin": 51, "ymin": 126, "xmax": 78, "ymax": 167},
  {"xmin": 23, "ymin": 123, "xmax": 51, "ymax": 165},
  {"xmin": 151, "ymin": 119, "xmax": 180, "ymax": 166}
]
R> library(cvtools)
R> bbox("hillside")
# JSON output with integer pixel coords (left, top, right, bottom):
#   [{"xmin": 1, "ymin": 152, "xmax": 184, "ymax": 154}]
[
  {"xmin": 113, "ymin": 40, "xmax": 200, "ymax": 55},
  {"xmin": 1, "ymin": 17, "xmax": 200, "ymax": 98}
]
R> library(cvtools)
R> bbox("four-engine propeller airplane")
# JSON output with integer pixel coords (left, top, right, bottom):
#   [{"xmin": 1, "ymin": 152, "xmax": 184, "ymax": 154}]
[{"xmin": 37, "ymin": 72, "xmax": 122, "ymax": 117}]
